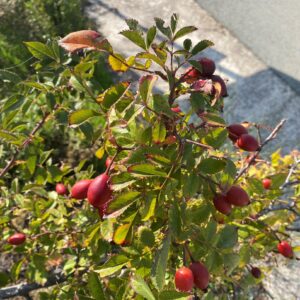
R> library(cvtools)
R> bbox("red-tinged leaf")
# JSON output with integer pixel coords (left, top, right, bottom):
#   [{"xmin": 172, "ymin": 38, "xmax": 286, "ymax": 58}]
[{"xmin": 59, "ymin": 30, "xmax": 107, "ymax": 53}]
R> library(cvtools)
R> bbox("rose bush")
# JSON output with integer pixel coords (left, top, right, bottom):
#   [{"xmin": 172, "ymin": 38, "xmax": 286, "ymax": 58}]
[{"xmin": 0, "ymin": 14, "xmax": 299, "ymax": 299}]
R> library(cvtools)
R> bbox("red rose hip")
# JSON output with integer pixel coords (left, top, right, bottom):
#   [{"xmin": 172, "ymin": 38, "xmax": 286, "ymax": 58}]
[
  {"xmin": 7, "ymin": 233, "xmax": 26, "ymax": 245},
  {"xmin": 55, "ymin": 183, "xmax": 68, "ymax": 195},
  {"xmin": 226, "ymin": 185, "xmax": 250, "ymax": 207},
  {"xmin": 175, "ymin": 266, "xmax": 194, "ymax": 292},
  {"xmin": 277, "ymin": 241, "xmax": 293, "ymax": 258},
  {"xmin": 236, "ymin": 134, "xmax": 259, "ymax": 152},
  {"xmin": 87, "ymin": 173, "xmax": 112, "ymax": 208},
  {"xmin": 213, "ymin": 194, "xmax": 232, "ymax": 215},
  {"xmin": 198, "ymin": 57, "xmax": 216, "ymax": 76},
  {"xmin": 105, "ymin": 157, "xmax": 112, "ymax": 168},
  {"xmin": 227, "ymin": 124, "xmax": 248, "ymax": 142},
  {"xmin": 189, "ymin": 261, "xmax": 209, "ymax": 290},
  {"xmin": 71, "ymin": 179, "xmax": 93, "ymax": 199},
  {"xmin": 262, "ymin": 178, "xmax": 272, "ymax": 189}
]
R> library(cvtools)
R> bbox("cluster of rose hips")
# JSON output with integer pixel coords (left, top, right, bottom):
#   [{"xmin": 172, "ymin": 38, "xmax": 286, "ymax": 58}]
[
  {"xmin": 175, "ymin": 261, "xmax": 209, "ymax": 292},
  {"xmin": 181, "ymin": 57, "xmax": 227, "ymax": 97},
  {"xmin": 60, "ymin": 157, "xmax": 113, "ymax": 218},
  {"xmin": 227, "ymin": 123, "xmax": 259, "ymax": 152},
  {"xmin": 7, "ymin": 158, "xmax": 113, "ymax": 246}
]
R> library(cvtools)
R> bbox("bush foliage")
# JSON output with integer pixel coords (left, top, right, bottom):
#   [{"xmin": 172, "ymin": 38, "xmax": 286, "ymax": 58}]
[{"xmin": 0, "ymin": 14, "xmax": 299, "ymax": 300}]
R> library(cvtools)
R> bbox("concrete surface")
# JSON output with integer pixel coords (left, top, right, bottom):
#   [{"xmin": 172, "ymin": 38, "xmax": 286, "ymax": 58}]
[
  {"xmin": 84, "ymin": 1, "xmax": 300, "ymax": 298},
  {"xmin": 196, "ymin": 0, "xmax": 300, "ymax": 94}
]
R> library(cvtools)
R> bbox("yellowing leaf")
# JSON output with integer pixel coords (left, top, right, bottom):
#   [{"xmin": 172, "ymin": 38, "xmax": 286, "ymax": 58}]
[{"xmin": 108, "ymin": 54, "xmax": 128, "ymax": 72}]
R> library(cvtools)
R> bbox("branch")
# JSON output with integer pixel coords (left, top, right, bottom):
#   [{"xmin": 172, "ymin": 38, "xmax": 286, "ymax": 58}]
[
  {"xmin": 185, "ymin": 138, "xmax": 214, "ymax": 150},
  {"xmin": 281, "ymin": 158, "xmax": 300, "ymax": 189},
  {"xmin": 257, "ymin": 196, "xmax": 299, "ymax": 217},
  {"xmin": 235, "ymin": 119, "xmax": 286, "ymax": 181},
  {"xmin": 0, "ymin": 272, "xmax": 66, "ymax": 299},
  {"xmin": 0, "ymin": 105, "xmax": 59, "ymax": 178}
]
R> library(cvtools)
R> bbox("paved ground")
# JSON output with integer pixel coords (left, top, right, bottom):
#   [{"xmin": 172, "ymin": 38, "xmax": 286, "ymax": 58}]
[
  {"xmin": 84, "ymin": 1, "xmax": 300, "ymax": 299},
  {"xmin": 196, "ymin": 0, "xmax": 300, "ymax": 94}
]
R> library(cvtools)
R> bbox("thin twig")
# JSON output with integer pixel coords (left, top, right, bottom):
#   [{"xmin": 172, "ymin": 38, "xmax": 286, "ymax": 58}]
[
  {"xmin": 0, "ymin": 105, "xmax": 59, "ymax": 178},
  {"xmin": 281, "ymin": 158, "xmax": 300, "ymax": 189},
  {"xmin": 185, "ymin": 139, "xmax": 214, "ymax": 150},
  {"xmin": 235, "ymin": 119, "xmax": 286, "ymax": 181}
]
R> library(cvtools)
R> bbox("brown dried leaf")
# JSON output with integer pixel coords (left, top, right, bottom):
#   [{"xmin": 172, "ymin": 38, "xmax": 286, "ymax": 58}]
[{"xmin": 59, "ymin": 30, "xmax": 105, "ymax": 53}]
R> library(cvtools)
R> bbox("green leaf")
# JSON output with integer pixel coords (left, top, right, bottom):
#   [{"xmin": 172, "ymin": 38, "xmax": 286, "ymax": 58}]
[
  {"xmin": 146, "ymin": 26, "xmax": 157, "ymax": 49},
  {"xmin": 24, "ymin": 42, "xmax": 56, "ymax": 60},
  {"xmin": 205, "ymin": 250, "xmax": 223, "ymax": 273},
  {"xmin": 0, "ymin": 70, "xmax": 21, "ymax": 83},
  {"xmin": 152, "ymin": 121, "xmax": 166, "ymax": 143},
  {"xmin": 120, "ymin": 30, "xmax": 147, "ymax": 50},
  {"xmin": 188, "ymin": 60, "xmax": 203, "ymax": 72},
  {"xmin": 96, "ymin": 255, "xmax": 130, "ymax": 277},
  {"xmin": 151, "ymin": 232, "xmax": 171, "ymax": 291},
  {"xmin": 87, "ymin": 272, "xmax": 106, "ymax": 300},
  {"xmin": 154, "ymin": 18, "xmax": 172, "ymax": 39},
  {"xmin": 125, "ymin": 19, "xmax": 139, "ymax": 31},
  {"xmin": 182, "ymin": 172, "xmax": 199, "ymax": 197},
  {"xmin": 159, "ymin": 290, "xmax": 189, "ymax": 300},
  {"xmin": 247, "ymin": 178, "xmax": 264, "ymax": 194},
  {"xmin": 139, "ymin": 75, "xmax": 157, "ymax": 102},
  {"xmin": 1, "ymin": 95, "xmax": 24, "ymax": 113},
  {"xmin": 128, "ymin": 164, "xmax": 167, "ymax": 177},
  {"xmin": 27, "ymin": 155, "xmax": 37, "ymax": 175},
  {"xmin": 202, "ymin": 128, "xmax": 228, "ymax": 149},
  {"xmin": 199, "ymin": 158, "xmax": 226, "ymax": 174},
  {"xmin": 223, "ymin": 253, "xmax": 240, "ymax": 274},
  {"xmin": 170, "ymin": 14, "xmax": 179, "ymax": 33},
  {"xmin": 191, "ymin": 40, "xmax": 214, "ymax": 55},
  {"xmin": 107, "ymin": 191, "xmax": 140, "ymax": 213},
  {"xmin": 151, "ymin": 94, "xmax": 173, "ymax": 117},
  {"xmin": 173, "ymin": 26, "xmax": 197, "ymax": 41},
  {"xmin": 0, "ymin": 130, "xmax": 19, "ymax": 143},
  {"xmin": 0, "ymin": 272, "xmax": 10, "ymax": 287},
  {"xmin": 131, "ymin": 276, "xmax": 156, "ymax": 300},
  {"xmin": 98, "ymin": 81, "xmax": 131, "ymax": 110},
  {"xmin": 169, "ymin": 201, "xmax": 182, "ymax": 238},
  {"xmin": 183, "ymin": 39, "xmax": 192, "ymax": 51},
  {"xmin": 270, "ymin": 173, "xmax": 288, "ymax": 189},
  {"xmin": 68, "ymin": 109, "xmax": 100, "ymax": 126},
  {"xmin": 11, "ymin": 258, "xmax": 25, "ymax": 281},
  {"xmin": 217, "ymin": 225, "xmax": 238, "ymax": 249},
  {"xmin": 22, "ymin": 81, "xmax": 52, "ymax": 92}
]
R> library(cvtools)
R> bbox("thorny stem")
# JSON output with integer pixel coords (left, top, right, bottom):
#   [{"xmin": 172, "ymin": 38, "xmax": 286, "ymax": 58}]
[
  {"xmin": 281, "ymin": 158, "xmax": 300, "ymax": 189},
  {"xmin": 0, "ymin": 104, "xmax": 59, "ymax": 178},
  {"xmin": 185, "ymin": 138, "xmax": 214, "ymax": 150},
  {"xmin": 235, "ymin": 119, "xmax": 286, "ymax": 182}
]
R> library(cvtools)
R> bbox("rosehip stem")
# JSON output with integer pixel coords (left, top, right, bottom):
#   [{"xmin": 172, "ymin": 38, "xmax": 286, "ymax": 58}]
[
  {"xmin": 184, "ymin": 243, "xmax": 195, "ymax": 263},
  {"xmin": 106, "ymin": 149, "xmax": 120, "ymax": 175}
]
